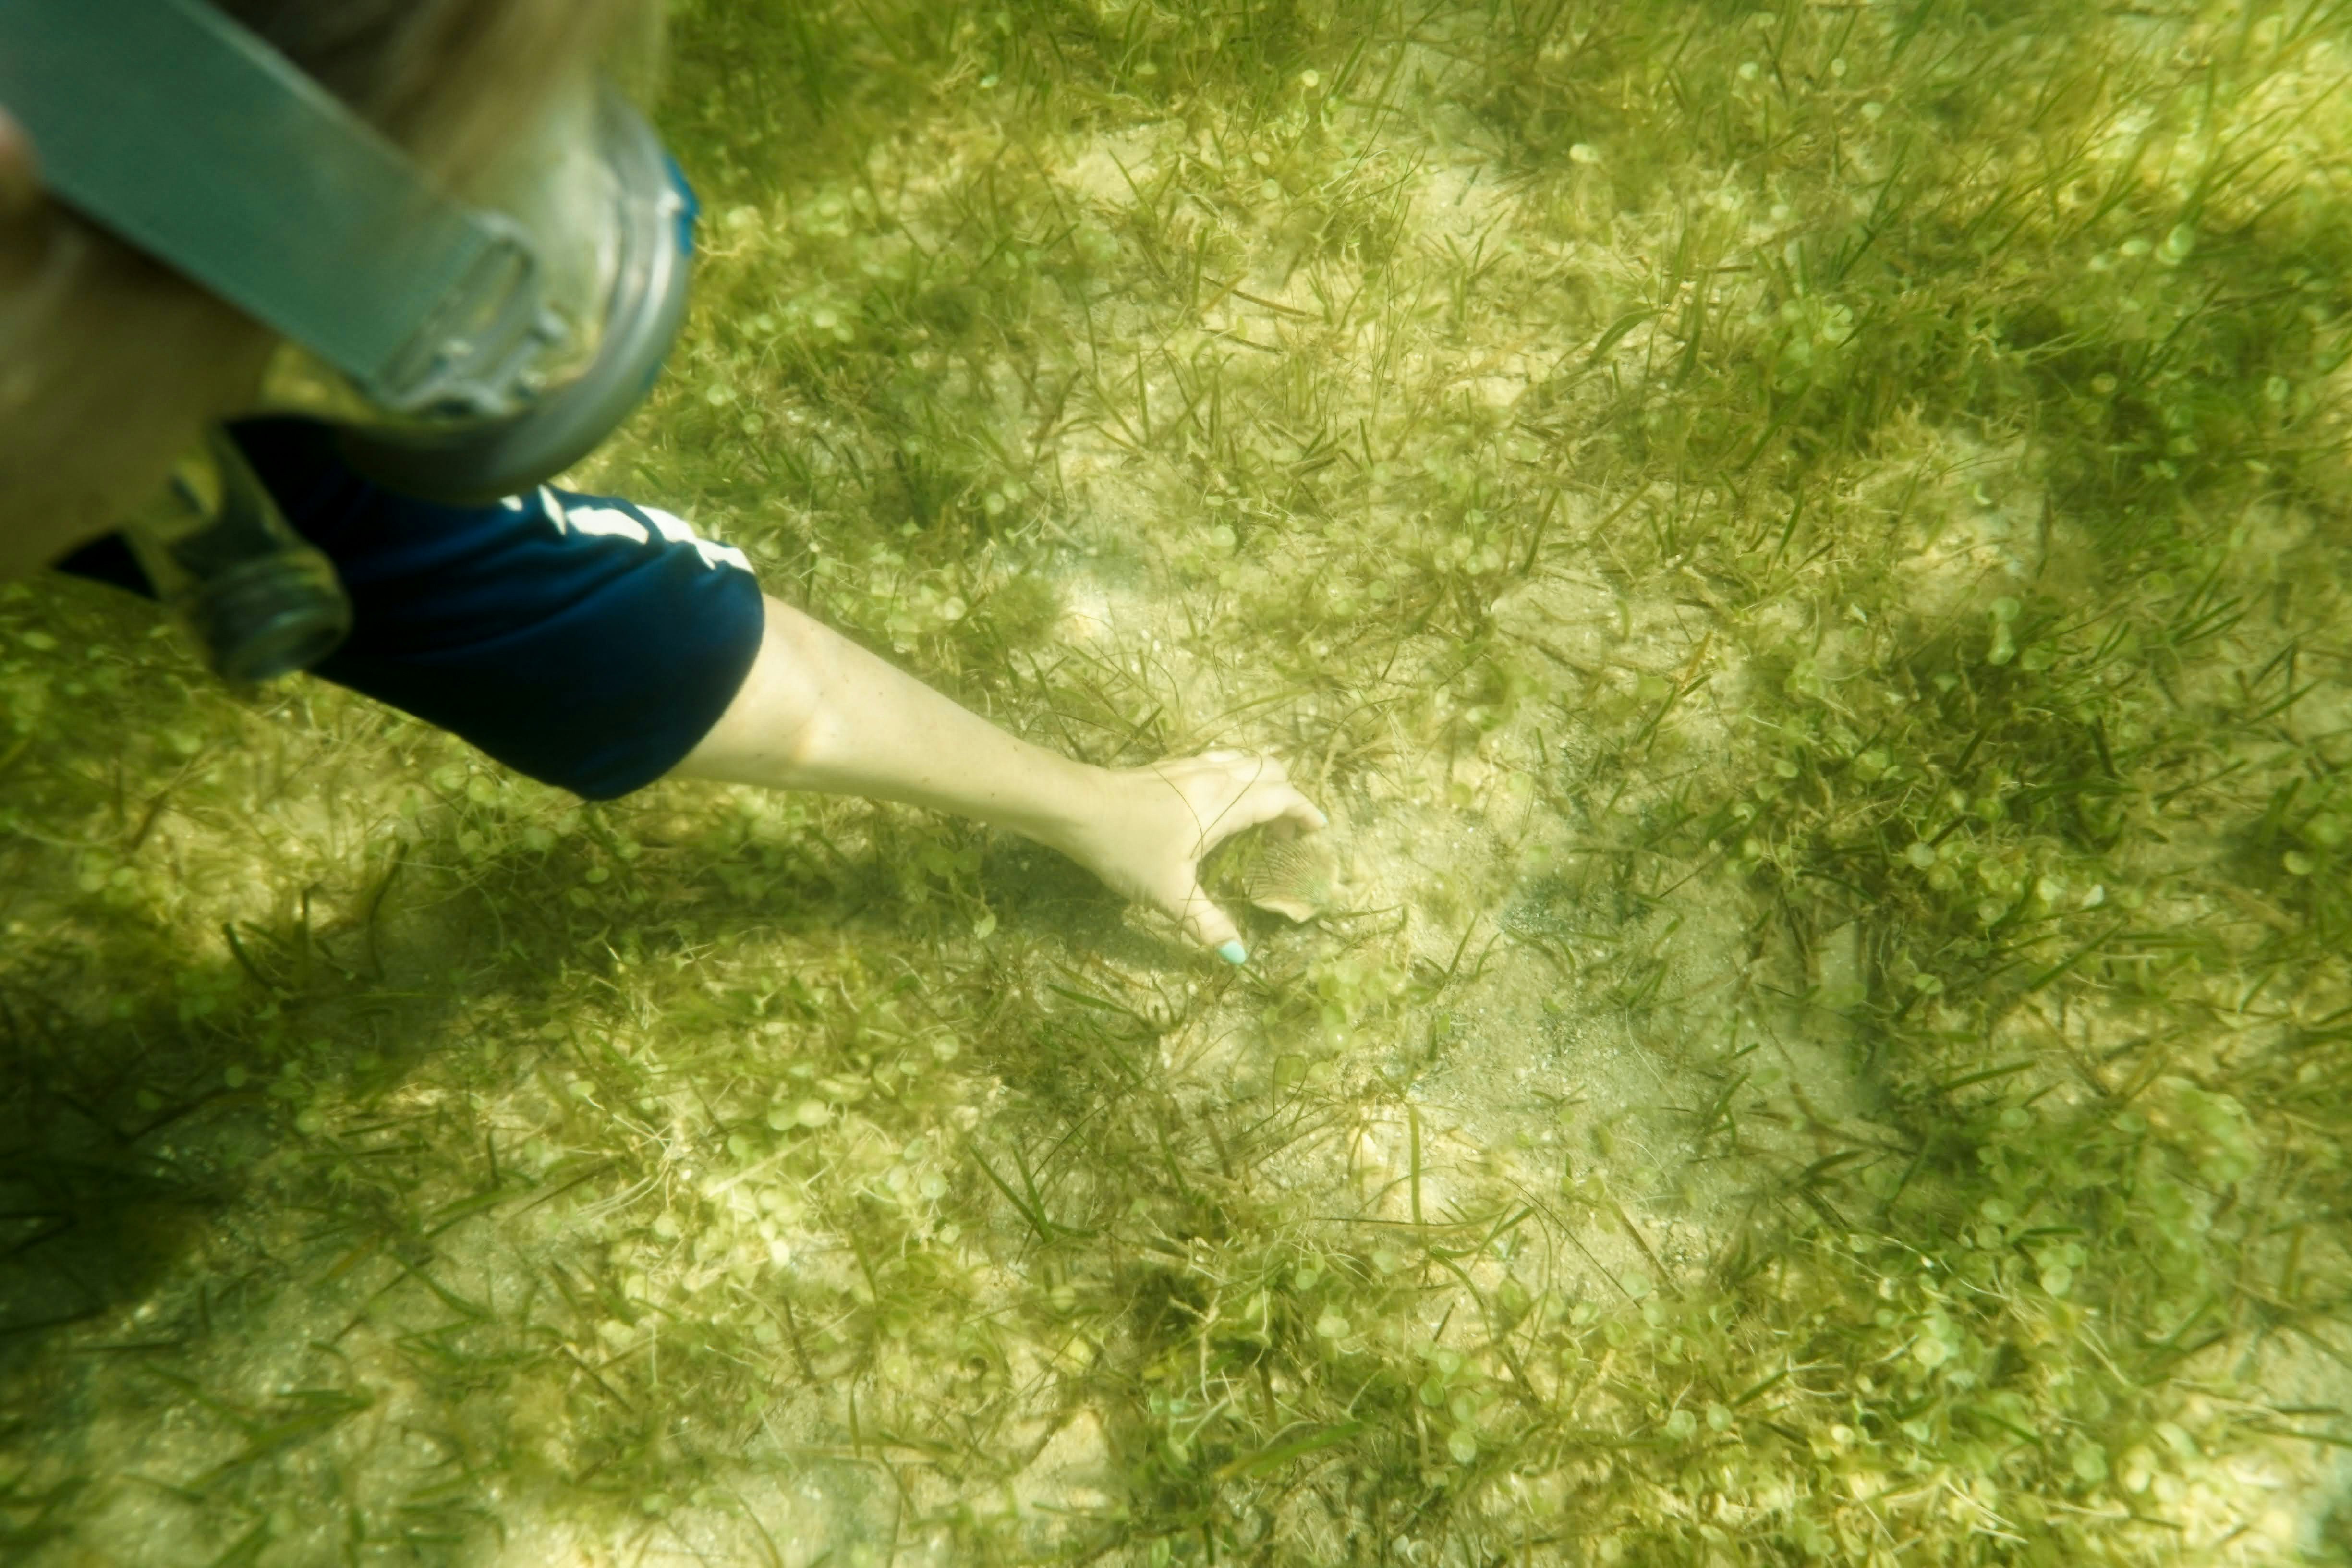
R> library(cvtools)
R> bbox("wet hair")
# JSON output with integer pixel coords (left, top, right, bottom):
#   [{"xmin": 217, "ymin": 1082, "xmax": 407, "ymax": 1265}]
[{"xmin": 216, "ymin": 0, "xmax": 647, "ymax": 173}]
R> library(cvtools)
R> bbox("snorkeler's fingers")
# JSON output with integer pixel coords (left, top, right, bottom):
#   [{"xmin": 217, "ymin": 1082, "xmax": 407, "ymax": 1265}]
[
  {"xmin": 0, "ymin": 109, "xmax": 39, "ymax": 216},
  {"xmin": 1200, "ymin": 773, "xmax": 1327, "ymax": 851},
  {"xmin": 1274, "ymin": 787, "xmax": 1330, "ymax": 834},
  {"xmin": 1174, "ymin": 883, "xmax": 1246, "ymax": 962}
]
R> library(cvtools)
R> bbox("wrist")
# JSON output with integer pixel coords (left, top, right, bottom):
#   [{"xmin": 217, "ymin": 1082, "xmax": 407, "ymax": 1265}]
[{"xmin": 1018, "ymin": 758, "xmax": 1118, "ymax": 863}]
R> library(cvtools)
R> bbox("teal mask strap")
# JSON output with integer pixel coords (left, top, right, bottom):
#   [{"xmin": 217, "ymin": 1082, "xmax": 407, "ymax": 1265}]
[{"xmin": 0, "ymin": 0, "xmax": 553, "ymax": 418}]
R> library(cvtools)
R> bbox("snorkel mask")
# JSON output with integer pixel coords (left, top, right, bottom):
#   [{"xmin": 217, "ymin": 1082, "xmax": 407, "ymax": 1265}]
[{"xmin": 0, "ymin": 0, "xmax": 695, "ymax": 680}]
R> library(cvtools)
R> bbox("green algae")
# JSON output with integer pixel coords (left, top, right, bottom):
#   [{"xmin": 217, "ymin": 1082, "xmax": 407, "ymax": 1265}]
[{"xmin": 5, "ymin": 0, "xmax": 2352, "ymax": 1563}]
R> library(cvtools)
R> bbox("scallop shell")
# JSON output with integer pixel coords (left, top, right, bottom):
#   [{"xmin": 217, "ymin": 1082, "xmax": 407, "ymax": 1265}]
[{"xmin": 1244, "ymin": 831, "xmax": 1342, "ymax": 923}]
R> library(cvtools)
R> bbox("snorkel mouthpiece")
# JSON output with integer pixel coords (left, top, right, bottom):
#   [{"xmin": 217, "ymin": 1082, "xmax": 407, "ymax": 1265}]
[{"xmin": 125, "ymin": 430, "xmax": 352, "ymax": 686}]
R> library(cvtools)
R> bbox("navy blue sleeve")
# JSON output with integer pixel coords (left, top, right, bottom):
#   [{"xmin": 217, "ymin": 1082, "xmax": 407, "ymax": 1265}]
[{"xmin": 57, "ymin": 418, "xmax": 766, "ymax": 801}]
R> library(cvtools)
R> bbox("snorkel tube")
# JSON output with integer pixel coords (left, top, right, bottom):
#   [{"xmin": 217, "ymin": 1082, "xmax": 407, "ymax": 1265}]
[{"xmin": 339, "ymin": 90, "xmax": 698, "ymax": 505}]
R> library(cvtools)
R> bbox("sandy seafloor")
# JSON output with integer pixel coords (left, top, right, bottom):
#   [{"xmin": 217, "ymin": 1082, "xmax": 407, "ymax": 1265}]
[{"xmin": 7, "ymin": 2, "xmax": 2352, "ymax": 1564}]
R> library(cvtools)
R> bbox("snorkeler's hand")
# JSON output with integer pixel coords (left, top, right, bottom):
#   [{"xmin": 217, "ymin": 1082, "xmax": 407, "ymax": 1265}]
[
  {"xmin": 1055, "ymin": 750, "xmax": 1326, "ymax": 962},
  {"xmin": 674, "ymin": 599, "xmax": 1324, "ymax": 960}
]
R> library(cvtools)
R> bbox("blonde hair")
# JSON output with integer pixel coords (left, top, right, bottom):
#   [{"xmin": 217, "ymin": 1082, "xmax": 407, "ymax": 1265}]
[{"xmin": 218, "ymin": 0, "xmax": 651, "ymax": 174}]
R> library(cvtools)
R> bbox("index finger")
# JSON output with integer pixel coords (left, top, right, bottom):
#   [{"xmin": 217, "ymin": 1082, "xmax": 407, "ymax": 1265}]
[{"xmin": 1202, "ymin": 774, "xmax": 1326, "ymax": 853}]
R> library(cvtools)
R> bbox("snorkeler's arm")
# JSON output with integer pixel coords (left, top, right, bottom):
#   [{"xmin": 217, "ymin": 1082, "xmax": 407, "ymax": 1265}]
[{"xmin": 671, "ymin": 595, "xmax": 1324, "ymax": 959}]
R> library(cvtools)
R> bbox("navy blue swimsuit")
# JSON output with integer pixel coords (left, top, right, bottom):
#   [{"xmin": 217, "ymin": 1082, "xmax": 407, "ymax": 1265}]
[{"xmin": 57, "ymin": 417, "xmax": 766, "ymax": 800}]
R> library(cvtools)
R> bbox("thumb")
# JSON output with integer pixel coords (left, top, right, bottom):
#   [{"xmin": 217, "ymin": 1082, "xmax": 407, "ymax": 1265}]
[{"xmin": 1174, "ymin": 883, "xmax": 1248, "ymax": 965}]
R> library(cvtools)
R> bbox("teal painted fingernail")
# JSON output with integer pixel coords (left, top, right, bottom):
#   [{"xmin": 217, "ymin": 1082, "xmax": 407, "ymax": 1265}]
[{"xmin": 1218, "ymin": 940, "xmax": 1248, "ymax": 966}]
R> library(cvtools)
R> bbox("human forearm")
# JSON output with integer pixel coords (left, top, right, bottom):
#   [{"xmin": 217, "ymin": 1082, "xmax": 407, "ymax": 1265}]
[
  {"xmin": 673, "ymin": 594, "xmax": 1103, "ymax": 849},
  {"xmin": 669, "ymin": 595, "xmax": 1324, "ymax": 956}
]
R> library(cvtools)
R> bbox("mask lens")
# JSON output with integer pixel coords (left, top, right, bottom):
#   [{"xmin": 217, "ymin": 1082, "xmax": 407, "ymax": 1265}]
[{"xmin": 255, "ymin": 82, "xmax": 691, "ymax": 503}]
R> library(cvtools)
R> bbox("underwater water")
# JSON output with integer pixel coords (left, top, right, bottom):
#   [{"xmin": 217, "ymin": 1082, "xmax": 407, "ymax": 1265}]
[{"xmin": 7, "ymin": 0, "xmax": 2352, "ymax": 1561}]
